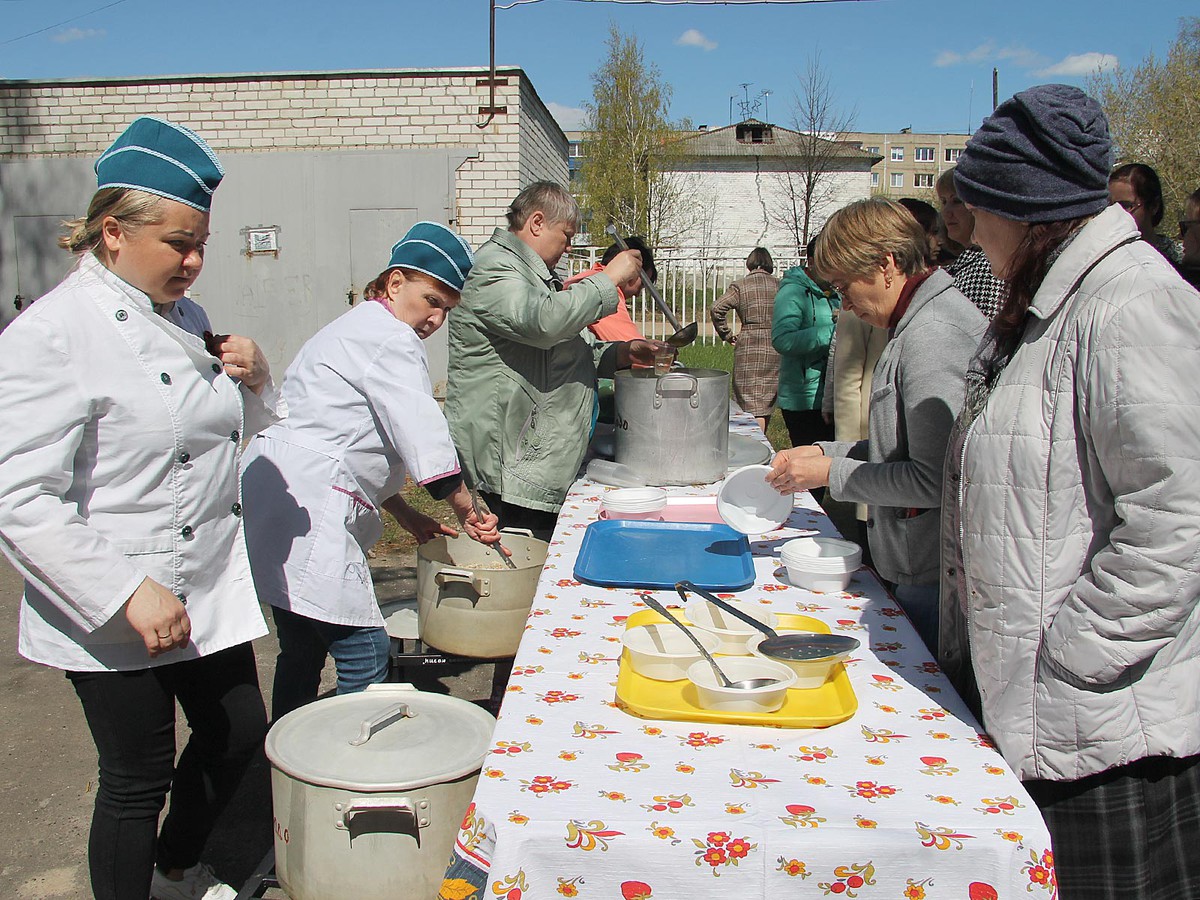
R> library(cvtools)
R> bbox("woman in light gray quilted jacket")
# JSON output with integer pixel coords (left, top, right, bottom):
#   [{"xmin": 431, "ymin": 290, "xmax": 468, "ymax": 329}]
[{"xmin": 943, "ymin": 84, "xmax": 1200, "ymax": 900}]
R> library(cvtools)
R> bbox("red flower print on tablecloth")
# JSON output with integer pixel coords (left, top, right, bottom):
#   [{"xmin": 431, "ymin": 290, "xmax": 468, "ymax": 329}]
[
  {"xmin": 864, "ymin": 755, "xmax": 887, "ymax": 766},
  {"xmin": 680, "ymin": 731, "xmax": 725, "ymax": 749},
  {"xmin": 577, "ymin": 597, "xmax": 613, "ymax": 608},
  {"xmin": 846, "ymin": 780, "xmax": 899, "ymax": 802},
  {"xmin": 647, "ymin": 821, "xmax": 680, "ymax": 844},
  {"xmin": 564, "ymin": 819, "xmax": 623, "ymax": 851},
  {"xmin": 861, "ymin": 725, "xmax": 910, "ymax": 743},
  {"xmin": 854, "ymin": 816, "xmax": 877, "ymax": 829},
  {"xmin": 524, "ymin": 715, "xmax": 543, "ymax": 726},
  {"xmin": 914, "ymin": 707, "xmax": 948, "ymax": 722},
  {"xmin": 780, "ymin": 803, "xmax": 827, "ymax": 828},
  {"xmin": 982, "ymin": 763, "xmax": 1006, "ymax": 776},
  {"xmin": 919, "ymin": 661, "xmax": 942, "ymax": 674},
  {"xmin": 750, "ymin": 742, "xmax": 779, "ymax": 751},
  {"xmin": 577, "ymin": 651, "xmax": 617, "ymax": 665},
  {"xmin": 572, "ymin": 721, "xmax": 620, "ymax": 740},
  {"xmin": 692, "ymin": 832, "xmax": 756, "ymax": 875},
  {"xmin": 620, "ymin": 881, "xmax": 653, "ymax": 900},
  {"xmin": 555, "ymin": 579, "xmax": 580, "ymax": 588},
  {"xmin": 873, "ymin": 702, "xmax": 899, "ymax": 714},
  {"xmin": 969, "ymin": 882, "xmax": 999, "ymax": 900},
  {"xmin": 483, "ymin": 767, "xmax": 506, "ymax": 779},
  {"xmin": 491, "ymin": 870, "xmax": 528, "ymax": 900},
  {"xmin": 817, "ymin": 862, "xmax": 876, "ymax": 896},
  {"xmin": 794, "ymin": 603, "xmax": 831, "ymax": 612},
  {"xmin": 607, "ymin": 752, "xmax": 650, "ymax": 772},
  {"xmin": 538, "ymin": 690, "xmax": 580, "ymax": 705},
  {"xmin": 873, "ymin": 641, "xmax": 903, "ymax": 653},
  {"xmin": 904, "ymin": 877, "xmax": 933, "ymax": 899},
  {"xmin": 761, "ymin": 582, "xmax": 789, "ymax": 591},
  {"xmin": 804, "ymin": 774, "xmax": 830, "ymax": 786},
  {"xmin": 882, "ymin": 659, "xmax": 902, "ymax": 669},
  {"xmin": 927, "ymin": 794, "xmax": 958, "ymax": 806},
  {"xmin": 777, "ymin": 857, "xmax": 811, "ymax": 878},
  {"xmin": 724, "ymin": 802, "xmax": 748, "ymax": 815},
  {"xmin": 1022, "ymin": 849, "xmax": 1057, "ymax": 896},
  {"xmin": 995, "ymin": 828, "xmax": 1024, "ymax": 846},
  {"xmin": 869, "ymin": 674, "xmax": 902, "ymax": 691},
  {"xmin": 520, "ymin": 775, "xmax": 574, "ymax": 796},
  {"xmin": 792, "ymin": 745, "xmax": 835, "ymax": 763},
  {"xmin": 641, "ymin": 793, "xmax": 692, "ymax": 814},
  {"xmin": 971, "ymin": 732, "xmax": 998, "ymax": 750},
  {"xmin": 547, "ymin": 627, "xmax": 582, "ymax": 639},
  {"xmin": 730, "ymin": 769, "xmax": 781, "ymax": 789},
  {"xmin": 915, "ymin": 821, "xmax": 975, "ymax": 850},
  {"xmin": 598, "ymin": 790, "xmax": 627, "ymax": 802},
  {"xmin": 640, "ymin": 725, "xmax": 663, "ymax": 737},
  {"xmin": 676, "ymin": 762, "xmax": 696, "ymax": 774},
  {"xmin": 491, "ymin": 741, "xmax": 532, "ymax": 757},
  {"xmin": 555, "ymin": 875, "xmax": 582, "ymax": 897},
  {"xmin": 976, "ymin": 795, "xmax": 1022, "ymax": 815},
  {"xmin": 879, "ymin": 606, "xmax": 903, "ymax": 617},
  {"xmin": 508, "ymin": 811, "xmax": 529, "ymax": 825},
  {"xmin": 511, "ymin": 665, "xmax": 544, "ymax": 677},
  {"xmin": 918, "ymin": 756, "xmax": 959, "ymax": 777},
  {"xmin": 927, "ymin": 730, "xmax": 954, "ymax": 741},
  {"xmin": 834, "ymin": 619, "xmax": 865, "ymax": 631},
  {"xmin": 558, "ymin": 751, "xmax": 578, "ymax": 761}
]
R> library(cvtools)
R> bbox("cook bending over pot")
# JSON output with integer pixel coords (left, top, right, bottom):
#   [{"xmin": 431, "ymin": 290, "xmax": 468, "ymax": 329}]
[
  {"xmin": 766, "ymin": 199, "xmax": 987, "ymax": 653},
  {"xmin": 241, "ymin": 223, "xmax": 500, "ymax": 721},
  {"xmin": 0, "ymin": 116, "xmax": 283, "ymax": 900}
]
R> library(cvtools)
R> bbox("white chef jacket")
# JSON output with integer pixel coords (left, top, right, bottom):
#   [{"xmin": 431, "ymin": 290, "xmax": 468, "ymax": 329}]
[
  {"xmin": 0, "ymin": 254, "xmax": 283, "ymax": 671},
  {"xmin": 241, "ymin": 300, "xmax": 460, "ymax": 627}
]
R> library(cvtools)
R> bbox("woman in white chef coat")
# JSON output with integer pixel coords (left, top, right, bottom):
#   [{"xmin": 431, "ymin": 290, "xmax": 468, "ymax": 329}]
[
  {"xmin": 241, "ymin": 221, "xmax": 501, "ymax": 720},
  {"xmin": 0, "ymin": 118, "xmax": 283, "ymax": 900}
]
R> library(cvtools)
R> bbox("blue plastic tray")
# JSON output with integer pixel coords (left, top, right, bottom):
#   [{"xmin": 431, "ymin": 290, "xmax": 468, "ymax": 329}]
[{"xmin": 573, "ymin": 520, "xmax": 754, "ymax": 591}]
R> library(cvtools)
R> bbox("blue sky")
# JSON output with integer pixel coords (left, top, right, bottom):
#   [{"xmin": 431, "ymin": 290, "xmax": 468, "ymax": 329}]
[{"xmin": 0, "ymin": 0, "xmax": 1192, "ymax": 135}]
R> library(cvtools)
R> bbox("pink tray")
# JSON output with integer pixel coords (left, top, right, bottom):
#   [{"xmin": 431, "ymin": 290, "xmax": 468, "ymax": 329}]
[{"xmin": 599, "ymin": 496, "xmax": 722, "ymax": 524}]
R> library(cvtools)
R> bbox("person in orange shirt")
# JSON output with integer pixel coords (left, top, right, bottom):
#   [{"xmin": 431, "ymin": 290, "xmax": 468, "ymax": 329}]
[{"xmin": 564, "ymin": 236, "xmax": 656, "ymax": 341}]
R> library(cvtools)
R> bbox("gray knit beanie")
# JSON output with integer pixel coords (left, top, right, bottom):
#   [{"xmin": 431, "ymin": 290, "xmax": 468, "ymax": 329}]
[{"xmin": 954, "ymin": 84, "xmax": 1112, "ymax": 223}]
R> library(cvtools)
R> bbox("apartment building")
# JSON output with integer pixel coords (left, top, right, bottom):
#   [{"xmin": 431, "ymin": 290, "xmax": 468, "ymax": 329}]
[{"xmin": 843, "ymin": 130, "xmax": 970, "ymax": 197}]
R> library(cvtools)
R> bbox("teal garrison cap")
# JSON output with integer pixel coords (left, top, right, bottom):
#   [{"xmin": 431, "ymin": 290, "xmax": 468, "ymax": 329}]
[
  {"xmin": 95, "ymin": 116, "xmax": 224, "ymax": 212},
  {"xmin": 387, "ymin": 221, "xmax": 475, "ymax": 293}
]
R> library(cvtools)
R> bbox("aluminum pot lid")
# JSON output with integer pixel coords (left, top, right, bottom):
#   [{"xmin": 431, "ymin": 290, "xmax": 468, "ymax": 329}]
[{"xmin": 265, "ymin": 684, "xmax": 496, "ymax": 792}]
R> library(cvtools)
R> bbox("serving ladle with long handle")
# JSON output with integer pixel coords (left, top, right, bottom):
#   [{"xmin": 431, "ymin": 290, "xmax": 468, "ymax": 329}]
[
  {"xmin": 604, "ymin": 225, "xmax": 697, "ymax": 348},
  {"xmin": 674, "ymin": 581, "xmax": 861, "ymax": 663},
  {"xmin": 637, "ymin": 593, "xmax": 779, "ymax": 690}
]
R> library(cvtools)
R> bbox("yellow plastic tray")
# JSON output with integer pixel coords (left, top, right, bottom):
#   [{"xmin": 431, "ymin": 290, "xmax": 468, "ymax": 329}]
[{"xmin": 614, "ymin": 608, "xmax": 858, "ymax": 729}]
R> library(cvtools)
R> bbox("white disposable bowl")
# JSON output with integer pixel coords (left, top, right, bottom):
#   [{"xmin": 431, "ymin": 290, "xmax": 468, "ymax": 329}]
[
  {"xmin": 780, "ymin": 537, "xmax": 862, "ymax": 570},
  {"xmin": 686, "ymin": 657, "xmax": 796, "ymax": 713},
  {"xmin": 685, "ymin": 598, "xmax": 778, "ymax": 655},
  {"xmin": 602, "ymin": 488, "xmax": 668, "ymax": 520},
  {"xmin": 621, "ymin": 623, "xmax": 721, "ymax": 682},
  {"xmin": 746, "ymin": 632, "xmax": 854, "ymax": 689},
  {"xmin": 717, "ymin": 465, "xmax": 793, "ymax": 534}
]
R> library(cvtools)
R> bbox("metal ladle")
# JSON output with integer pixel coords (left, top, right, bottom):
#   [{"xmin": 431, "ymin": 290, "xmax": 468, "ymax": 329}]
[
  {"xmin": 675, "ymin": 581, "xmax": 861, "ymax": 662},
  {"xmin": 458, "ymin": 455, "xmax": 516, "ymax": 569},
  {"xmin": 637, "ymin": 593, "xmax": 780, "ymax": 690},
  {"xmin": 604, "ymin": 225, "xmax": 698, "ymax": 348}
]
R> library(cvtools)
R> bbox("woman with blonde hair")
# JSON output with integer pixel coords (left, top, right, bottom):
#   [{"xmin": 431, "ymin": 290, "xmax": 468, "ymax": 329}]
[
  {"xmin": 767, "ymin": 198, "xmax": 986, "ymax": 652},
  {"xmin": 0, "ymin": 117, "xmax": 283, "ymax": 900}
]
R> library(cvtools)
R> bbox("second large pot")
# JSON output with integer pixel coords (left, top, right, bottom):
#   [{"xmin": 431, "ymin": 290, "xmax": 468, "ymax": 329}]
[
  {"xmin": 417, "ymin": 529, "xmax": 548, "ymax": 658},
  {"xmin": 613, "ymin": 367, "xmax": 730, "ymax": 485}
]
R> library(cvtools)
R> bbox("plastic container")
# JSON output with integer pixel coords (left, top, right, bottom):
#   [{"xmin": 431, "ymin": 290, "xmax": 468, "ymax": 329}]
[
  {"xmin": 621, "ymin": 622, "xmax": 722, "ymax": 681},
  {"xmin": 746, "ymin": 632, "xmax": 859, "ymax": 689},
  {"xmin": 684, "ymin": 597, "xmax": 778, "ymax": 654},
  {"xmin": 600, "ymin": 487, "xmax": 668, "ymax": 521},
  {"xmin": 586, "ymin": 458, "xmax": 647, "ymax": 488},
  {"xmin": 685, "ymin": 657, "xmax": 797, "ymax": 713},
  {"xmin": 717, "ymin": 465, "xmax": 793, "ymax": 534},
  {"xmin": 779, "ymin": 537, "xmax": 862, "ymax": 592}
]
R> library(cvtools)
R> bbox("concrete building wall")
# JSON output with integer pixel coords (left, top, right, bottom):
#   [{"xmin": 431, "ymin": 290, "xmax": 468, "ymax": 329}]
[
  {"xmin": 668, "ymin": 158, "xmax": 874, "ymax": 256},
  {"xmin": 844, "ymin": 131, "xmax": 969, "ymax": 198}
]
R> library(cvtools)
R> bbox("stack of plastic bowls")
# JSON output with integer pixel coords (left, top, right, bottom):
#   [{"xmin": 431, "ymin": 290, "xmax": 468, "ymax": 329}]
[
  {"xmin": 600, "ymin": 487, "xmax": 668, "ymax": 520},
  {"xmin": 779, "ymin": 537, "xmax": 863, "ymax": 592}
]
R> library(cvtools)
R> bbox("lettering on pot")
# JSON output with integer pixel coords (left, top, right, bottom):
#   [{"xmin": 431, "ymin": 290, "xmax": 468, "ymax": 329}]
[
  {"xmin": 614, "ymin": 416, "xmax": 629, "ymax": 430},
  {"xmin": 273, "ymin": 817, "xmax": 290, "ymax": 844}
]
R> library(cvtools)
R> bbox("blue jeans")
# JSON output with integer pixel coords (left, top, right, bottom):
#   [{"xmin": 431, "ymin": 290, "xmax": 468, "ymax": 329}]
[
  {"xmin": 270, "ymin": 605, "xmax": 391, "ymax": 720},
  {"xmin": 892, "ymin": 582, "xmax": 940, "ymax": 657}
]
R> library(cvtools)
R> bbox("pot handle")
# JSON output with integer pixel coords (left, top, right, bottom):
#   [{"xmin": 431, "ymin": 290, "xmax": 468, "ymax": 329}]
[
  {"xmin": 653, "ymin": 373, "xmax": 699, "ymax": 409},
  {"xmin": 434, "ymin": 567, "xmax": 491, "ymax": 598},
  {"xmin": 334, "ymin": 797, "xmax": 429, "ymax": 833},
  {"xmin": 500, "ymin": 527, "xmax": 534, "ymax": 538},
  {"xmin": 348, "ymin": 702, "xmax": 414, "ymax": 747}
]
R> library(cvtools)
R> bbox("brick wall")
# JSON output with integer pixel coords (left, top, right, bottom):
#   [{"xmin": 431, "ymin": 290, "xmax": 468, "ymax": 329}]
[{"xmin": 0, "ymin": 67, "xmax": 568, "ymax": 250}]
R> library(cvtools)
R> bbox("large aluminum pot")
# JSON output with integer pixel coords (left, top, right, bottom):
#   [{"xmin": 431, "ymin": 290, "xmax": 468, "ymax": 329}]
[
  {"xmin": 613, "ymin": 367, "xmax": 731, "ymax": 485},
  {"xmin": 417, "ymin": 528, "xmax": 548, "ymax": 658},
  {"xmin": 266, "ymin": 683, "xmax": 495, "ymax": 900}
]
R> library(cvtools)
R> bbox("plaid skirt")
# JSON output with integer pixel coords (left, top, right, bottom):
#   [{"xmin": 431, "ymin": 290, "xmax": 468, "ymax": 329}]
[{"xmin": 1024, "ymin": 754, "xmax": 1200, "ymax": 900}]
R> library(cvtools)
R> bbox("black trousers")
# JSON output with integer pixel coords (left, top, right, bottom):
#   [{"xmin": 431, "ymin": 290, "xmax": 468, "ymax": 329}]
[
  {"xmin": 480, "ymin": 492, "xmax": 558, "ymax": 543},
  {"xmin": 67, "ymin": 643, "xmax": 266, "ymax": 900}
]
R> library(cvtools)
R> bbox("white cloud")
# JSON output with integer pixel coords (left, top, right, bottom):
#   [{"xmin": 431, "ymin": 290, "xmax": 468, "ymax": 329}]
[
  {"xmin": 935, "ymin": 42, "xmax": 996, "ymax": 67},
  {"xmin": 52, "ymin": 27, "xmax": 105, "ymax": 43},
  {"xmin": 547, "ymin": 102, "xmax": 587, "ymax": 132},
  {"xmin": 676, "ymin": 28, "xmax": 717, "ymax": 52},
  {"xmin": 934, "ymin": 42, "xmax": 1048, "ymax": 71},
  {"xmin": 1036, "ymin": 52, "xmax": 1119, "ymax": 77}
]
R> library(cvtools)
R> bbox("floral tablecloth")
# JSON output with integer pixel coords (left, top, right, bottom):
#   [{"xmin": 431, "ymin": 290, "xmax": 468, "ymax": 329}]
[{"xmin": 439, "ymin": 413, "xmax": 1056, "ymax": 900}]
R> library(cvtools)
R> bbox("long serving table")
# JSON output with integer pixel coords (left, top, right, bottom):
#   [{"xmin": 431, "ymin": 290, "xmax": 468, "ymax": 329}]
[{"xmin": 438, "ymin": 411, "xmax": 1057, "ymax": 900}]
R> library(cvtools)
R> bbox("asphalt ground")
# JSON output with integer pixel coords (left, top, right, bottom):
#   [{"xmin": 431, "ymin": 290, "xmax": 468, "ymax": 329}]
[{"xmin": 0, "ymin": 552, "xmax": 497, "ymax": 900}]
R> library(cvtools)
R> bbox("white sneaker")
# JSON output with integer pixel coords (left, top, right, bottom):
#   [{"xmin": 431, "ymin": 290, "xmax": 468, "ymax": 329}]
[{"xmin": 151, "ymin": 862, "xmax": 237, "ymax": 900}]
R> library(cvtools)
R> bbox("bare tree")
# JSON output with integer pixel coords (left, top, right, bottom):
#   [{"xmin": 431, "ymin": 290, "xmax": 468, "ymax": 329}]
[{"xmin": 769, "ymin": 54, "xmax": 858, "ymax": 253}]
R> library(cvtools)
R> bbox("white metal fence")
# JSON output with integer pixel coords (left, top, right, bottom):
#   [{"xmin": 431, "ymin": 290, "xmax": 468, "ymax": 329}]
[{"xmin": 562, "ymin": 247, "xmax": 805, "ymax": 344}]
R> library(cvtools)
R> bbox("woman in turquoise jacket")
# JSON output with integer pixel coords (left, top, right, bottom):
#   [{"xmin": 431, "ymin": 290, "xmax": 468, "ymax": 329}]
[{"xmin": 771, "ymin": 260, "xmax": 838, "ymax": 473}]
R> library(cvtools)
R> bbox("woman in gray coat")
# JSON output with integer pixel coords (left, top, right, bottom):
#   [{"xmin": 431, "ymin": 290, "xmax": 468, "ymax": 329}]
[
  {"xmin": 767, "ymin": 199, "xmax": 986, "ymax": 653},
  {"xmin": 943, "ymin": 84, "xmax": 1200, "ymax": 899}
]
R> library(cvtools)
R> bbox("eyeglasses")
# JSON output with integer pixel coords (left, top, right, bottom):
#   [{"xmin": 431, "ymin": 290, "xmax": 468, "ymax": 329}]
[
  {"xmin": 1109, "ymin": 199, "xmax": 1142, "ymax": 213},
  {"xmin": 1180, "ymin": 220, "xmax": 1200, "ymax": 238}
]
